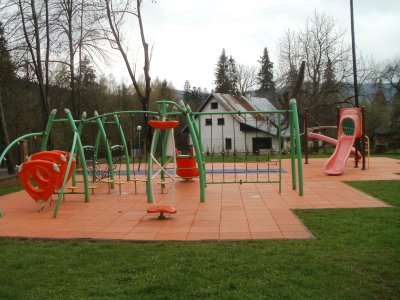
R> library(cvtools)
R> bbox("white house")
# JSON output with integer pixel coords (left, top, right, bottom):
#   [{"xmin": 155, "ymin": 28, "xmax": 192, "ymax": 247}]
[{"xmin": 187, "ymin": 93, "xmax": 283, "ymax": 154}]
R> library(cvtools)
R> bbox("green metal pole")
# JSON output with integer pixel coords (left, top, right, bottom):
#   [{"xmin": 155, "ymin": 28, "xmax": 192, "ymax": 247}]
[
  {"xmin": 186, "ymin": 105, "xmax": 207, "ymax": 192},
  {"xmin": 146, "ymin": 128, "xmax": 160, "ymax": 203},
  {"xmin": 71, "ymin": 112, "xmax": 87, "ymax": 186},
  {"xmin": 93, "ymin": 119, "xmax": 102, "ymax": 180},
  {"xmin": 289, "ymin": 104, "xmax": 297, "ymax": 190},
  {"xmin": 41, "ymin": 109, "xmax": 57, "ymax": 150},
  {"xmin": 64, "ymin": 109, "xmax": 90, "ymax": 203},
  {"xmin": 278, "ymin": 112, "xmax": 282, "ymax": 193},
  {"xmin": 160, "ymin": 103, "xmax": 168, "ymax": 185},
  {"xmin": 94, "ymin": 111, "xmax": 115, "ymax": 188},
  {"xmin": 289, "ymin": 99, "xmax": 304, "ymax": 196},
  {"xmin": 184, "ymin": 112, "xmax": 206, "ymax": 202},
  {"xmin": 53, "ymin": 131, "xmax": 78, "ymax": 218},
  {"xmin": 113, "ymin": 114, "xmax": 131, "ymax": 181}
]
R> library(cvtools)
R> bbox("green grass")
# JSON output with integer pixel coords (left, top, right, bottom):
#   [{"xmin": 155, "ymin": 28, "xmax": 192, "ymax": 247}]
[
  {"xmin": 372, "ymin": 153, "xmax": 400, "ymax": 160},
  {"xmin": 0, "ymin": 179, "xmax": 399, "ymax": 298},
  {"xmin": 0, "ymin": 183, "xmax": 22, "ymax": 196}
]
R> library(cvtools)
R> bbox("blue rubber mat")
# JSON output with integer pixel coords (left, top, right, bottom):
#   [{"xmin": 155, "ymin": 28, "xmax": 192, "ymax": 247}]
[{"xmin": 90, "ymin": 168, "xmax": 286, "ymax": 176}]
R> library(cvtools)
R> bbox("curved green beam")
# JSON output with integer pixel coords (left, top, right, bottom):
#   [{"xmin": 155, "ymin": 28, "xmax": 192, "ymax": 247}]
[
  {"xmin": 113, "ymin": 114, "xmax": 131, "ymax": 181},
  {"xmin": 53, "ymin": 109, "xmax": 91, "ymax": 218},
  {"xmin": 72, "ymin": 111, "xmax": 88, "ymax": 186},
  {"xmin": 83, "ymin": 110, "xmax": 158, "ymax": 123},
  {"xmin": 40, "ymin": 109, "xmax": 58, "ymax": 150},
  {"xmin": 94, "ymin": 111, "xmax": 115, "ymax": 188},
  {"xmin": 184, "ymin": 104, "xmax": 206, "ymax": 201},
  {"xmin": 0, "ymin": 132, "xmax": 45, "ymax": 166},
  {"xmin": 65, "ymin": 109, "xmax": 90, "ymax": 202}
]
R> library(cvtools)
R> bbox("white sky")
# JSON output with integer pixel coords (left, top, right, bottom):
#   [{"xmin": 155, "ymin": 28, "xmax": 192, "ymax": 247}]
[{"xmin": 105, "ymin": 0, "xmax": 400, "ymax": 91}]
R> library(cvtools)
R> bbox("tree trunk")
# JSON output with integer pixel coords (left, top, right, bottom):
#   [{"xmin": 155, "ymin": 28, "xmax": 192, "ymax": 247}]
[{"xmin": 0, "ymin": 93, "xmax": 15, "ymax": 174}]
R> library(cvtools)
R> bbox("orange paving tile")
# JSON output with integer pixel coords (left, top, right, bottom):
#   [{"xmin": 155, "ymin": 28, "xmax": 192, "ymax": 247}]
[{"xmin": 0, "ymin": 157, "xmax": 397, "ymax": 241}]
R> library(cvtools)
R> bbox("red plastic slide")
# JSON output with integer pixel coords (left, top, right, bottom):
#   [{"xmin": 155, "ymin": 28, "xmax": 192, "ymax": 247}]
[
  {"xmin": 322, "ymin": 108, "xmax": 362, "ymax": 175},
  {"xmin": 307, "ymin": 132, "xmax": 361, "ymax": 158}
]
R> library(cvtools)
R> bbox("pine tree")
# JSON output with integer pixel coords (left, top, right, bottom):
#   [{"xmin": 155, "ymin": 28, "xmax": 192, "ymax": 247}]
[
  {"xmin": 214, "ymin": 49, "xmax": 229, "ymax": 93},
  {"xmin": 257, "ymin": 47, "xmax": 275, "ymax": 97},
  {"xmin": 0, "ymin": 22, "xmax": 16, "ymax": 174},
  {"xmin": 227, "ymin": 56, "xmax": 239, "ymax": 95},
  {"xmin": 0, "ymin": 23, "xmax": 15, "ymax": 84},
  {"xmin": 183, "ymin": 80, "xmax": 191, "ymax": 102},
  {"xmin": 214, "ymin": 49, "xmax": 238, "ymax": 94}
]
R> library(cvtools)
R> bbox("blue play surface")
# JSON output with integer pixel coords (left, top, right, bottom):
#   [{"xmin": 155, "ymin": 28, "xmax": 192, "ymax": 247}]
[{"xmin": 107, "ymin": 168, "xmax": 286, "ymax": 175}]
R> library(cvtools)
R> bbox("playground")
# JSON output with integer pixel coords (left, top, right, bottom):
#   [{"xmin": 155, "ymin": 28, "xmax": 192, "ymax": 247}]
[
  {"xmin": 0, "ymin": 100, "xmax": 397, "ymax": 241},
  {"xmin": 0, "ymin": 157, "xmax": 396, "ymax": 241}
]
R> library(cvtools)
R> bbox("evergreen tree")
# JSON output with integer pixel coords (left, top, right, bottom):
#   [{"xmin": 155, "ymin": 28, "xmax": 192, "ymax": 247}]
[
  {"xmin": 214, "ymin": 49, "xmax": 230, "ymax": 93},
  {"xmin": 320, "ymin": 58, "xmax": 339, "ymax": 125},
  {"xmin": 257, "ymin": 47, "xmax": 275, "ymax": 97},
  {"xmin": 183, "ymin": 80, "xmax": 191, "ymax": 102},
  {"xmin": 323, "ymin": 58, "xmax": 335, "ymax": 86},
  {"xmin": 214, "ymin": 49, "xmax": 239, "ymax": 94},
  {"xmin": 0, "ymin": 23, "xmax": 15, "ymax": 86},
  {"xmin": 0, "ymin": 22, "xmax": 16, "ymax": 174},
  {"xmin": 227, "ymin": 56, "xmax": 239, "ymax": 95}
]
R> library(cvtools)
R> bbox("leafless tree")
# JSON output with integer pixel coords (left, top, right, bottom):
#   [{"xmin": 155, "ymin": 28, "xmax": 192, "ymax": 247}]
[
  {"xmin": 277, "ymin": 12, "xmax": 354, "ymax": 125},
  {"xmin": 55, "ymin": 0, "xmax": 109, "ymax": 117},
  {"xmin": 382, "ymin": 58, "xmax": 400, "ymax": 93},
  {"xmin": 12, "ymin": 0, "xmax": 52, "ymax": 130},
  {"xmin": 381, "ymin": 57, "xmax": 400, "ymax": 130},
  {"xmin": 103, "ymin": 0, "xmax": 153, "ymax": 149},
  {"xmin": 237, "ymin": 64, "xmax": 258, "ymax": 95}
]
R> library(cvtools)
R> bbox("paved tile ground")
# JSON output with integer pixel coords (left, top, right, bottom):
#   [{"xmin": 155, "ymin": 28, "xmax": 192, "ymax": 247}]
[{"xmin": 0, "ymin": 157, "xmax": 398, "ymax": 241}]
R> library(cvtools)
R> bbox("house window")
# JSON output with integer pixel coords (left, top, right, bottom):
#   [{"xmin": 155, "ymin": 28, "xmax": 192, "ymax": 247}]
[
  {"xmin": 211, "ymin": 102, "xmax": 218, "ymax": 109},
  {"xmin": 217, "ymin": 118, "xmax": 225, "ymax": 125},
  {"xmin": 225, "ymin": 138, "xmax": 232, "ymax": 150},
  {"xmin": 205, "ymin": 118, "xmax": 212, "ymax": 126}
]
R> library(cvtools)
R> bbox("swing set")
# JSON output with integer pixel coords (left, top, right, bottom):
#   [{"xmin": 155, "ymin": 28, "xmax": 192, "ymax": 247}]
[{"xmin": 0, "ymin": 99, "xmax": 304, "ymax": 219}]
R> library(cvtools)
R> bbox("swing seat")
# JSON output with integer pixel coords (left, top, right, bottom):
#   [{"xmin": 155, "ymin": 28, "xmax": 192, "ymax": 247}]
[
  {"xmin": 147, "ymin": 205, "xmax": 177, "ymax": 220},
  {"xmin": 149, "ymin": 120, "xmax": 179, "ymax": 130}
]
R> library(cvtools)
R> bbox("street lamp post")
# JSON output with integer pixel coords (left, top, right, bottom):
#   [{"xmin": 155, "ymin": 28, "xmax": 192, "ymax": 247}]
[{"xmin": 137, "ymin": 125, "xmax": 142, "ymax": 156}]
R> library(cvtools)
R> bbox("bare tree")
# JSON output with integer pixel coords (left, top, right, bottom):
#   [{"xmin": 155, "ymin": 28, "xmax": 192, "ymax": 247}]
[
  {"xmin": 55, "ymin": 0, "xmax": 109, "ymax": 117},
  {"xmin": 382, "ymin": 58, "xmax": 400, "ymax": 93},
  {"xmin": 277, "ymin": 12, "xmax": 353, "ymax": 125},
  {"xmin": 16, "ymin": 0, "xmax": 52, "ymax": 130},
  {"xmin": 381, "ymin": 57, "xmax": 400, "ymax": 131},
  {"xmin": 237, "ymin": 64, "xmax": 258, "ymax": 95},
  {"xmin": 103, "ymin": 0, "xmax": 153, "ymax": 149}
]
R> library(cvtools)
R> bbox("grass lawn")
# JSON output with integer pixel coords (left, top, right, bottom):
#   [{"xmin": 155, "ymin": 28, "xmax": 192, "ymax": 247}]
[
  {"xmin": 0, "ymin": 181, "xmax": 399, "ymax": 298},
  {"xmin": 0, "ymin": 184, "xmax": 22, "ymax": 196}
]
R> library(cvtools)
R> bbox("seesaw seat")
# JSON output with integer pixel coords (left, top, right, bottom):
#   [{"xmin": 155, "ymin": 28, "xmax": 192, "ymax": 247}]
[{"xmin": 147, "ymin": 205, "xmax": 177, "ymax": 220}]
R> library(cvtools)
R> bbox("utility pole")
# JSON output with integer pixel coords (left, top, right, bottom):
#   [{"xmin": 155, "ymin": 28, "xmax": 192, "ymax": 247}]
[
  {"xmin": 350, "ymin": 0, "xmax": 359, "ymax": 108},
  {"xmin": 350, "ymin": 0, "xmax": 361, "ymax": 168}
]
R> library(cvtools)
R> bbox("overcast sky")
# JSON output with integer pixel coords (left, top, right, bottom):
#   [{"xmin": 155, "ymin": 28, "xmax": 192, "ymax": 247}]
[{"xmin": 106, "ymin": 0, "xmax": 400, "ymax": 91}]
